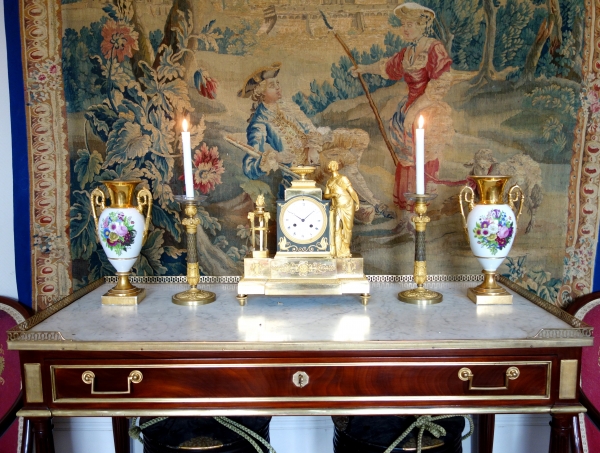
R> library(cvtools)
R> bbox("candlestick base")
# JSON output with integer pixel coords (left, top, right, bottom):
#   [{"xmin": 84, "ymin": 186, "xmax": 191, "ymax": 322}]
[
  {"xmin": 172, "ymin": 288, "xmax": 216, "ymax": 306},
  {"xmin": 398, "ymin": 286, "xmax": 443, "ymax": 305}
]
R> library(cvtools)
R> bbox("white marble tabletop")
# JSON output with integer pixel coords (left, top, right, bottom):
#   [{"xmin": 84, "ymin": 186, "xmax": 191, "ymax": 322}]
[{"xmin": 10, "ymin": 281, "xmax": 593, "ymax": 351}]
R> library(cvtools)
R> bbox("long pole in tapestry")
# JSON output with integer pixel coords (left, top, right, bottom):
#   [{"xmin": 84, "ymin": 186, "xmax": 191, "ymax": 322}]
[{"xmin": 319, "ymin": 10, "xmax": 398, "ymax": 166}]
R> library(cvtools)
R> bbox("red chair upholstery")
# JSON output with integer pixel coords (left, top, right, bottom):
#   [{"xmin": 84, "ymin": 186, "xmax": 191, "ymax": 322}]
[
  {"xmin": 0, "ymin": 296, "xmax": 32, "ymax": 453},
  {"xmin": 566, "ymin": 292, "xmax": 600, "ymax": 453}
]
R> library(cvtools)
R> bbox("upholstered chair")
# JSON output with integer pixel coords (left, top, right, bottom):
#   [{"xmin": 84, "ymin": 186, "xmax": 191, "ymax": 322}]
[
  {"xmin": 0, "ymin": 296, "xmax": 33, "ymax": 453},
  {"xmin": 566, "ymin": 292, "xmax": 600, "ymax": 453}
]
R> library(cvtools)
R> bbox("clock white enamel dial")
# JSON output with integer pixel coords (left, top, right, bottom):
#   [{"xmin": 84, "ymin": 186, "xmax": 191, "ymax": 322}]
[{"xmin": 280, "ymin": 196, "xmax": 327, "ymax": 244}]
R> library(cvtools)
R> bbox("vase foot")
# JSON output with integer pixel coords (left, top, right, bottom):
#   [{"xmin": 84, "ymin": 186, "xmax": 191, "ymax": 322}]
[
  {"xmin": 467, "ymin": 270, "xmax": 513, "ymax": 305},
  {"xmin": 172, "ymin": 287, "xmax": 216, "ymax": 306},
  {"xmin": 398, "ymin": 287, "xmax": 443, "ymax": 305},
  {"xmin": 467, "ymin": 286, "xmax": 512, "ymax": 305},
  {"xmin": 102, "ymin": 287, "xmax": 146, "ymax": 305}
]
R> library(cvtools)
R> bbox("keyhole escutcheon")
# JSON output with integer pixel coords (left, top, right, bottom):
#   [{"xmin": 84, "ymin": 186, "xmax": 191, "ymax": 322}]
[{"xmin": 292, "ymin": 371, "xmax": 309, "ymax": 388}]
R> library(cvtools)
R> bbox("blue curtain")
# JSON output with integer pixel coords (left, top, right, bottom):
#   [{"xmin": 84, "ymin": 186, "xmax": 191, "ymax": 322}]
[{"xmin": 5, "ymin": 0, "xmax": 32, "ymax": 307}]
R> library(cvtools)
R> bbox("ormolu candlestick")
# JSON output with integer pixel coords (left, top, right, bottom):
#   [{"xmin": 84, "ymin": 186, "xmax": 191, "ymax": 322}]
[
  {"xmin": 398, "ymin": 193, "xmax": 443, "ymax": 305},
  {"xmin": 172, "ymin": 196, "xmax": 216, "ymax": 305}
]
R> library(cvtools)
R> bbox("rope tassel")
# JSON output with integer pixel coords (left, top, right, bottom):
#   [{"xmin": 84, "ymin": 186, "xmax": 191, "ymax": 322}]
[
  {"xmin": 214, "ymin": 416, "xmax": 277, "ymax": 453},
  {"xmin": 128, "ymin": 416, "xmax": 169, "ymax": 443},
  {"xmin": 128, "ymin": 416, "xmax": 277, "ymax": 452},
  {"xmin": 383, "ymin": 415, "xmax": 474, "ymax": 453}
]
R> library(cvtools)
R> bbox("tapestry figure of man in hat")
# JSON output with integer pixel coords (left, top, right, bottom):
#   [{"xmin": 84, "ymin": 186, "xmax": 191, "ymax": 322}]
[{"xmin": 238, "ymin": 62, "xmax": 394, "ymax": 222}]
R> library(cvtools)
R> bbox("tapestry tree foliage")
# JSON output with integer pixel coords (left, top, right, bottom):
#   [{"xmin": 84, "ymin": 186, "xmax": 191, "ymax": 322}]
[
  {"xmin": 494, "ymin": 0, "xmax": 533, "ymax": 71},
  {"xmin": 63, "ymin": 19, "xmax": 108, "ymax": 112},
  {"xmin": 418, "ymin": 0, "xmax": 481, "ymax": 65},
  {"xmin": 67, "ymin": 1, "xmax": 246, "ymax": 287},
  {"xmin": 195, "ymin": 19, "xmax": 261, "ymax": 56}
]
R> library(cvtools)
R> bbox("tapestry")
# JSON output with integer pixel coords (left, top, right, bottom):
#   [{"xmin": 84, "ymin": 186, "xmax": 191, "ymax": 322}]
[{"xmin": 20, "ymin": 0, "xmax": 600, "ymax": 310}]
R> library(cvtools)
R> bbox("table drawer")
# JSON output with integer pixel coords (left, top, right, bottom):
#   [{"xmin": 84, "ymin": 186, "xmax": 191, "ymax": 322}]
[{"xmin": 51, "ymin": 360, "xmax": 551, "ymax": 404}]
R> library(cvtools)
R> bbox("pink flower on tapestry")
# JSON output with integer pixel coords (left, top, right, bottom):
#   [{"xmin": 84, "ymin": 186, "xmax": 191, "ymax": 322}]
[
  {"xmin": 589, "ymin": 90, "xmax": 600, "ymax": 113},
  {"xmin": 101, "ymin": 20, "xmax": 139, "ymax": 62},
  {"xmin": 192, "ymin": 143, "xmax": 224, "ymax": 194}
]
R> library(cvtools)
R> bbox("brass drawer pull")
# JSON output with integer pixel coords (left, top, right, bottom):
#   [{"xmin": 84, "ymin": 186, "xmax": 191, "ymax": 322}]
[
  {"xmin": 458, "ymin": 366, "xmax": 520, "ymax": 391},
  {"xmin": 81, "ymin": 370, "xmax": 143, "ymax": 395},
  {"xmin": 292, "ymin": 371, "xmax": 309, "ymax": 388}
]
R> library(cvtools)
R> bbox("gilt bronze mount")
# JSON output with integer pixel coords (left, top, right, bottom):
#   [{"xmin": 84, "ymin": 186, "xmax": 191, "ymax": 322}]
[
  {"xmin": 172, "ymin": 196, "xmax": 216, "ymax": 306},
  {"xmin": 398, "ymin": 193, "xmax": 443, "ymax": 305}
]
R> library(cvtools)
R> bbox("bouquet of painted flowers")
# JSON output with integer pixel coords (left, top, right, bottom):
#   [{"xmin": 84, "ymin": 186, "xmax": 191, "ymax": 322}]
[
  {"xmin": 472, "ymin": 209, "xmax": 514, "ymax": 255},
  {"xmin": 101, "ymin": 211, "xmax": 137, "ymax": 256}
]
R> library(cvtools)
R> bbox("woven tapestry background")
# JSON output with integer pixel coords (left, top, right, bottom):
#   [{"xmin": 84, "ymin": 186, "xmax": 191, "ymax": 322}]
[{"xmin": 20, "ymin": 0, "xmax": 600, "ymax": 311}]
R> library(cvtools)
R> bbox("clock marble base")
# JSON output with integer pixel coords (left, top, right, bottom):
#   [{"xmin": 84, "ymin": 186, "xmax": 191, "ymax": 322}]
[{"xmin": 237, "ymin": 255, "xmax": 370, "ymax": 305}]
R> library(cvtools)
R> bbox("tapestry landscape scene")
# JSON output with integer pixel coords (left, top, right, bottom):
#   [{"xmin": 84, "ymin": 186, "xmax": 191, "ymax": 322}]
[{"xmin": 60, "ymin": 0, "xmax": 596, "ymax": 305}]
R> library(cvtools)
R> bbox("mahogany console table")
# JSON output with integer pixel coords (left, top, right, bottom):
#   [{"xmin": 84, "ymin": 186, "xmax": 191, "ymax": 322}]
[{"xmin": 7, "ymin": 276, "xmax": 593, "ymax": 453}]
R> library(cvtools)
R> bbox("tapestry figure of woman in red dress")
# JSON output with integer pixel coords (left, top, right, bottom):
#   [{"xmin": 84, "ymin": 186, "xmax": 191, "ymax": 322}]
[{"xmin": 352, "ymin": 2, "xmax": 456, "ymax": 225}]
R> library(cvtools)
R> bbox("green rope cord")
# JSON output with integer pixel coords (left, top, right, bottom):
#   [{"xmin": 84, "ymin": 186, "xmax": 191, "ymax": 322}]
[
  {"xmin": 461, "ymin": 415, "xmax": 475, "ymax": 441},
  {"xmin": 128, "ymin": 416, "xmax": 276, "ymax": 452},
  {"xmin": 128, "ymin": 416, "xmax": 169, "ymax": 443},
  {"xmin": 214, "ymin": 416, "xmax": 277, "ymax": 453},
  {"xmin": 383, "ymin": 415, "xmax": 474, "ymax": 453}
]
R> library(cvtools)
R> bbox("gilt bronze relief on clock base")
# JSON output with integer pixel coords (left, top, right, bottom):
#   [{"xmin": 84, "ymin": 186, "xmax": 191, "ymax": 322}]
[{"xmin": 237, "ymin": 255, "xmax": 370, "ymax": 305}]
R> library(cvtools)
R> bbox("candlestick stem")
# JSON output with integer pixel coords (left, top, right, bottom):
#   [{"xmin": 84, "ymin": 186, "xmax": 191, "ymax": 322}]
[
  {"xmin": 398, "ymin": 193, "xmax": 443, "ymax": 305},
  {"xmin": 172, "ymin": 196, "xmax": 216, "ymax": 305}
]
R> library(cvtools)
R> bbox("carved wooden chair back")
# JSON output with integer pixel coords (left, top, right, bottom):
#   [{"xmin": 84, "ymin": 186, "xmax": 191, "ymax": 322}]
[
  {"xmin": 0, "ymin": 296, "xmax": 32, "ymax": 453},
  {"xmin": 566, "ymin": 292, "xmax": 600, "ymax": 453}
]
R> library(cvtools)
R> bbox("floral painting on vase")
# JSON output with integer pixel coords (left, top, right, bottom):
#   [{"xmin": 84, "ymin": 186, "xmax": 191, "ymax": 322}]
[
  {"xmin": 472, "ymin": 209, "xmax": 515, "ymax": 256},
  {"xmin": 100, "ymin": 211, "xmax": 137, "ymax": 255}
]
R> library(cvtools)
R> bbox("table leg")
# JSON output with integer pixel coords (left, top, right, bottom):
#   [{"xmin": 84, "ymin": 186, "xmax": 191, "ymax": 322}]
[
  {"xmin": 21, "ymin": 418, "xmax": 33, "ymax": 453},
  {"xmin": 30, "ymin": 417, "xmax": 54, "ymax": 453},
  {"xmin": 570, "ymin": 414, "xmax": 583, "ymax": 453},
  {"xmin": 478, "ymin": 414, "xmax": 495, "ymax": 453},
  {"xmin": 549, "ymin": 413, "xmax": 573, "ymax": 453},
  {"xmin": 112, "ymin": 417, "xmax": 130, "ymax": 453}
]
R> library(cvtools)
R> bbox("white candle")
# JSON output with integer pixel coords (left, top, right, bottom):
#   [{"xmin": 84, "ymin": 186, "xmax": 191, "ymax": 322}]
[
  {"xmin": 182, "ymin": 119, "xmax": 194, "ymax": 198},
  {"xmin": 415, "ymin": 115, "xmax": 425, "ymax": 195}
]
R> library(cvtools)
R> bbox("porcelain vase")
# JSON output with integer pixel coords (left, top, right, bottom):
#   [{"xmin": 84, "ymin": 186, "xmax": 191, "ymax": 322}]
[
  {"xmin": 91, "ymin": 180, "xmax": 153, "ymax": 305},
  {"xmin": 459, "ymin": 176, "xmax": 524, "ymax": 304}
]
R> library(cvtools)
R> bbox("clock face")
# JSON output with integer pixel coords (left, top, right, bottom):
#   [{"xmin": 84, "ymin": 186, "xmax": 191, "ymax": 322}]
[{"xmin": 280, "ymin": 197, "xmax": 327, "ymax": 244}]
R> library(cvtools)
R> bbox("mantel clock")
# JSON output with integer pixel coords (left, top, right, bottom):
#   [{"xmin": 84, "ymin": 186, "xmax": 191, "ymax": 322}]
[
  {"xmin": 276, "ymin": 166, "xmax": 331, "ymax": 256},
  {"xmin": 237, "ymin": 166, "xmax": 369, "ymax": 305}
]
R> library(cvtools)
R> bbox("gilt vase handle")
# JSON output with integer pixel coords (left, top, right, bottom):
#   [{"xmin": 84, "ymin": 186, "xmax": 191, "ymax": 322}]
[
  {"xmin": 508, "ymin": 184, "xmax": 524, "ymax": 223},
  {"xmin": 459, "ymin": 186, "xmax": 475, "ymax": 243},
  {"xmin": 136, "ymin": 188, "xmax": 153, "ymax": 245},
  {"xmin": 90, "ymin": 188, "xmax": 106, "ymax": 232}
]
